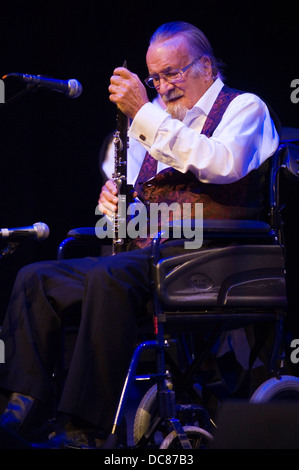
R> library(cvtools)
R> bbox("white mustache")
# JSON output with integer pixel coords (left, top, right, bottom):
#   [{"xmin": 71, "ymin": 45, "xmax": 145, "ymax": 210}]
[{"xmin": 162, "ymin": 91, "xmax": 184, "ymax": 104}]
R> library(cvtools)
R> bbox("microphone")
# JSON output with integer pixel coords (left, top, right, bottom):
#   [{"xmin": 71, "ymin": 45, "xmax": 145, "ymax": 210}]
[
  {"xmin": 0, "ymin": 222, "xmax": 50, "ymax": 241},
  {"xmin": 3, "ymin": 73, "xmax": 82, "ymax": 98}
]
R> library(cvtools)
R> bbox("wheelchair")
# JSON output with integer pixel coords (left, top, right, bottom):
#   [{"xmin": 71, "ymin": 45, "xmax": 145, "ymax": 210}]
[{"xmin": 57, "ymin": 128, "xmax": 299, "ymax": 449}]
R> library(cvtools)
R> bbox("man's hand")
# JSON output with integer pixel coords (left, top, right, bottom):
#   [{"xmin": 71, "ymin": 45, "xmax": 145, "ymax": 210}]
[
  {"xmin": 98, "ymin": 179, "xmax": 118, "ymax": 218},
  {"xmin": 109, "ymin": 67, "xmax": 149, "ymax": 118}
]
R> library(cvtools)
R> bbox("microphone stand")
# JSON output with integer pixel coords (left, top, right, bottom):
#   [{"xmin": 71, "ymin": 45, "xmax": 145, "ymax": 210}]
[
  {"xmin": 0, "ymin": 81, "xmax": 38, "ymax": 258},
  {"xmin": 0, "ymin": 83, "xmax": 39, "ymax": 108}
]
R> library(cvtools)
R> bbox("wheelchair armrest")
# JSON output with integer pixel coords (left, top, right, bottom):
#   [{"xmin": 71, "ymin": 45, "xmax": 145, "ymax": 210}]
[
  {"xmin": 57, "ymin": 227, "xmax": 112, "ymax": 260},
  {"xmin": 151, "ymin": 219, "xmax": 276, "ymax": 263},
  {"xmin": 157, "ymin": 219, "xmax": 272, "ymax": 236},
  {"xmin": 59, "ymin": 220, "xmax": 276, "ymax": 261},
  {"xmin": 202, "ymin": 219, "xmax": 272, "ymax": 234},
  {"xmin": 66, "ymin": 227, "xmax": 99, "ymax": 240}
]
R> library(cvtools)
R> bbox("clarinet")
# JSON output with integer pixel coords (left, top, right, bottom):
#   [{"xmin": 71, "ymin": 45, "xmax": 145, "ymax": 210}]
[{"xmin": 112, "ymin": 64, "xmax": 129, "ymax": 254}]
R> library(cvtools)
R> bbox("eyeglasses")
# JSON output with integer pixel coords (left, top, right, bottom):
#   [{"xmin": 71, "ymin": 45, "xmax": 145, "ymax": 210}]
[{"xmin": 144, "ymin": 57, "xmax": 202, "ymax": 89}]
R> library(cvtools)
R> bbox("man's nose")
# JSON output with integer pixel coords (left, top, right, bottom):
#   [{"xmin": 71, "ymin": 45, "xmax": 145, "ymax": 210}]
[{"xmin": 158, "ymin": 77, "xmax": 175, "ymax": 94}]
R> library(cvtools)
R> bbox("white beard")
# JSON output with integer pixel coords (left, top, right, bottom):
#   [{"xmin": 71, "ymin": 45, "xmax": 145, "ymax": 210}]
[
  {"xmin": 166, "ymin": 101, "xmax": 188, "ymax": 121},
  {"xmin": 162, "ymin": 90, "xmax": 188, "ymax": 121}
]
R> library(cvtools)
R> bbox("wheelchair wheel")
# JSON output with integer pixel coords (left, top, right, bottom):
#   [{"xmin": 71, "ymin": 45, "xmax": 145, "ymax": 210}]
[
  {"xmin": 133, "ymin": 382, "xmax": 172, "ymax": 445},
  {"xmin": 250, "ymin": 375, "xmax": 299, "ymax": 402},
  {"xmin": 133, "ymin": 382, "xmax": 212, "ymax": 447},
  {"xmin": 159, "ymin": 425, "xmax": 213, "ymax": 449}
]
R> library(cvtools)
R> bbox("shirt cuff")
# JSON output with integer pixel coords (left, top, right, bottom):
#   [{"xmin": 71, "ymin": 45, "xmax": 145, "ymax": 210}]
[{"xmin": 129, "ymin": 102, "xmax": 169, "ymax": 149}]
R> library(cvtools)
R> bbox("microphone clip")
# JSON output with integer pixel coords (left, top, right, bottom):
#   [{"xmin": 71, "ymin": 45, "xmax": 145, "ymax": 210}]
[{"xmin": 0, "ymin": 241, "xmax": 20, "ymax": 260}]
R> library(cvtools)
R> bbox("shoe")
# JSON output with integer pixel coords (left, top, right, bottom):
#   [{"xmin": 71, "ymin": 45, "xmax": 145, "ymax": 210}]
[
  {"xmin": 46, "ymin": 417, "xmax": 107, "ymax": 449},
  {"xmin": 0, "ymin": 392, "xmax": 50, "ymax": 441},
  {"xmin": 0, "ymin": 393, "xmax": 36, "ymax": 433}
]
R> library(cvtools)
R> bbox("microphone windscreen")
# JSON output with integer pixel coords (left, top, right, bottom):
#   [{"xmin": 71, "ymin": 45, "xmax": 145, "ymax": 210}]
[{"xmin": 34, "ymin": 222, "xmax": 50, "ymax": 240}]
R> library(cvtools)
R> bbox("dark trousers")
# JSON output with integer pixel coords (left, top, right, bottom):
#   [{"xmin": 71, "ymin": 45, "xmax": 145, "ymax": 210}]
[{"xmin": 0, "ymin": 247, "xmax": 158, "ymax": 432}]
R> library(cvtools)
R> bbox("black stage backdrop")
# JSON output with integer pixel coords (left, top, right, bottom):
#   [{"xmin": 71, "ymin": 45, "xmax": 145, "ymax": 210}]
[{"xmin": 0, "ymin": 0, "xmax": 298, "ymax": 324}]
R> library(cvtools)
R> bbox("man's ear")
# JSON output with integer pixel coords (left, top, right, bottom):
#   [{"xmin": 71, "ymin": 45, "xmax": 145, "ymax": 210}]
[{"xmin": 202, "ymin": 56, "xmax": 213, "ymax": 80}]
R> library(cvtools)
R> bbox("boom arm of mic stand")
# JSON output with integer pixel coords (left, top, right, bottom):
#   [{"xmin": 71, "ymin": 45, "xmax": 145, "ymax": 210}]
[{"xmin": 0, "ymin": 84, "xmax": 39, "ymax": 108}]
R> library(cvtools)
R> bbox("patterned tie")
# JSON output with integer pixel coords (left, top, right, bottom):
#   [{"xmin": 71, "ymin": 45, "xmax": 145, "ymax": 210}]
[{"xmin": 134, "ymin": 151, "xmax": 157, "ymax": 199}]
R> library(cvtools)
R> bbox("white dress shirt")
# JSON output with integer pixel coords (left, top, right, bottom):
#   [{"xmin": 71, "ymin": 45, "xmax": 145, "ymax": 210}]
[{"xmin": 129, "ymin": 78, "xmax": 279, "ymax": 185}]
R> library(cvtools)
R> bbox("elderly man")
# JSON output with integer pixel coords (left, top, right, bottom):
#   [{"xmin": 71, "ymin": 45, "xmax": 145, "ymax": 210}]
[{"xmin": 0, "ymin": 21, "xmax": 279, "ymax": 447}]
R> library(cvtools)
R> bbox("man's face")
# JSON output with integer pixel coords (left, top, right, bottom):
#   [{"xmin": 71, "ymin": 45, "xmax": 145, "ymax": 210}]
[{"xmin": 146, "ymin": 36, "xmax": 212, "ymax": 120}]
